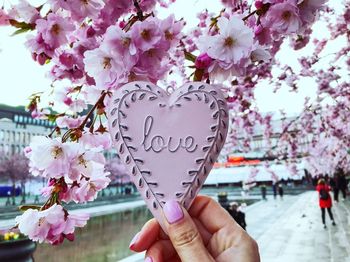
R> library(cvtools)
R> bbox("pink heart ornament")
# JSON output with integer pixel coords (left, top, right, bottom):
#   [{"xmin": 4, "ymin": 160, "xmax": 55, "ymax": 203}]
[{"xmin": 107, "ymin": 81, "xmax": 229, "ymax": 230}]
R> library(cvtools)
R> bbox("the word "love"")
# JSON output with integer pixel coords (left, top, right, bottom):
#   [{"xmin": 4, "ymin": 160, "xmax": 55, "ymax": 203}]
[{"xmin": 141, "ymin": 116, "xmax": 198, "ymax": 153}]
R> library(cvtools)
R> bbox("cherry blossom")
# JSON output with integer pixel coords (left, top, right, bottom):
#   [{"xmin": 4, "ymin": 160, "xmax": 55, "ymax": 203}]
[
  {"xmin": 15, "ymin": 204, "xmax": 89, "ymax": 244},
  {"xmin": 3, "ymin": 0, "xmax": 341, "ymax": 245},
  {"xmin": 261, "ymin": 1, "xmax": 302, "ymax": 34},
  {"xmin": 199, "ymin": 16, "xmax": 254, "ymax": 64}
]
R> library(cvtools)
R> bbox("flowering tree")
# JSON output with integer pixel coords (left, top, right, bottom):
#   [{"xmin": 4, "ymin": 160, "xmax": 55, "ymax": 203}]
[
  {"xmin": 105, "ymin": 156, "xmax": 131, "ymax": 194},
  {"xmin": 0, "ymin": 0, "xmax": 348, "ymax": 244},
  {"xmin": 0, "ymin": 153, "xmax": 29, "ymax": 205}
]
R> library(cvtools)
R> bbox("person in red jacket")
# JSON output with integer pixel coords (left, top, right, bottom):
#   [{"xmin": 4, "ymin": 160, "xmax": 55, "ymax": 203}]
[{"xmin": 316, "ymin": 178, "xmax": 336, "ymax": 229}]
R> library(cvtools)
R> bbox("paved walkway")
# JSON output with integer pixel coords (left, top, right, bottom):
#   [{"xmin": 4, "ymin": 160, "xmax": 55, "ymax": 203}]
[
  {"xmin": 254, "ymin": 192, "xmax": 350, "ymax": 262},
  {"xmin": 122, "ymin": 192, "xmax": 350, "ymax": 262}
]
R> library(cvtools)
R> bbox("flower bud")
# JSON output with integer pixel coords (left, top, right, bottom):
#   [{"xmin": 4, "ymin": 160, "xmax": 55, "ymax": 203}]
[
  {"xmin": 255, "ymin": 1, "xmax": 263, "ymax": 9},
  {"xmin": 195, "ymin": 53, "xmax": 213, "ymax": 69},
  {"xmin": 254, "ymin": 24, "xmax": 263, "ymax": 35}
]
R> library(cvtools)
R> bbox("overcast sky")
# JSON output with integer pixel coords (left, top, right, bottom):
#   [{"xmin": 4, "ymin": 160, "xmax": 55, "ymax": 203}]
[{"xmin": 0, "ymin": 0, "xmax": 343, "ymax": 115}]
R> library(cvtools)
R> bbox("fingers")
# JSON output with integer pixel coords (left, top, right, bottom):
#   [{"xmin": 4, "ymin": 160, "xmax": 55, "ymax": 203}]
[
  {"xmin": 216, "ymin": 236, "xmax": 260, "ymax": 262},
  {"xmin": 145, "ymin": 239, "xmax": 179, "ymax": 262},
  {"xmin": 189, "ymin": 195, "xmax": 238, "ymax": 234},
  {"xmin": 129, "ymin": 218, "xmax": 160, "ymax": 252},
  {"xmin": 162, "ymin": 200, "xmax": 214, "ymax": 262}
]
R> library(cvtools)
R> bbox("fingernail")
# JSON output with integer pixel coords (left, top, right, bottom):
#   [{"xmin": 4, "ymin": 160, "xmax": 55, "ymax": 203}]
[
  {"xmin": 129, "ymin": 232, "xmax": 140, "ymax": 250},
  {"xmin": 163, "ymin": 200, "xmax": 184, "ymax": 224},
  {"xmin": 145, "ymin": 257, "xmax": 153, "ymax": 262}
]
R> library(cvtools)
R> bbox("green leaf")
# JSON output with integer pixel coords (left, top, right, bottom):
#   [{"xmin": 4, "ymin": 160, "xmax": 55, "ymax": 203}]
[
  {"xmin": 11, "ymin": 28, "xmax": 32, "ymax": 36},
  {"xmin": 184, "ymin": 51, "xmax": 197, "ymax": 63}
]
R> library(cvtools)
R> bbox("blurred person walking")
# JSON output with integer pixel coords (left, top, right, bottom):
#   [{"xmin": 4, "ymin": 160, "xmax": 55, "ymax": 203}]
[
  {"xmin": 316, "ymin": 179, "xmax": 336, "ymax": 229},
  {"xmin": 335, "ymin": 168, "xmax": 348, "ymax": 200},
  {"xmin": 272, "ymin": 183, "xmax": 277, "ymax": 199},
  {"xmin": 228, "ymin": 202, "xmax": 247, "ymax": 231},
  {"xmin": 261, "ymin": 184, "xmax": 267, "ymax": 200},
  {"xmin": 278, "ymin": 184, "xmax": 284, "ymax": 199},
  {"xmin": 329, "ymin": 176, "xmax": 338, "ymax": 202}
]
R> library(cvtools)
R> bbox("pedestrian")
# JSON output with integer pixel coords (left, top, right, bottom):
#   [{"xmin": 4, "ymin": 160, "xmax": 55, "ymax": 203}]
[
  {"xmin": 261, "ymin": 184, "xmax": 267, "ymax": 200},
  {"xmin": 272, "ymin": 183, "xmax": 277, "ymax": 199},
  {"xmin": 316, "ymin": 179, "xmax": 336, "ymax": 229},
  {"xmin": 335, "ymin": 168, "xmax": 347, "ymax": 200},
  {"xmin": 278, "ymin": 184, "xmax": 284, "ymax": 199},
  {"xmin": 228, "ymin": 202, "xmax": 247, "ymax": 231},
  {"xmin": 329, "ymin": 175, "xmax": 338, "ymax": 202}
]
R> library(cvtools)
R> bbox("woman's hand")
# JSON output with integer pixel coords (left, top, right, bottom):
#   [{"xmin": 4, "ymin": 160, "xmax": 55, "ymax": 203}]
[{"xmin": 129, "ymin": 195, "xmax": 260, "ymax": 262}]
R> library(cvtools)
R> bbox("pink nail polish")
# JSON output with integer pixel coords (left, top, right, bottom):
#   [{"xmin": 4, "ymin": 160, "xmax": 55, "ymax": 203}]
[
  {"xmin": 145, "ymin": 257, "xmax": 153, "ymax": 262},
  {"xmin": 163, "ymin": 200, "xmax": 184, "ymax": 224},
  {"xmin": 129, "ymin": 232, "xmax": 140, "ymax": 249}
]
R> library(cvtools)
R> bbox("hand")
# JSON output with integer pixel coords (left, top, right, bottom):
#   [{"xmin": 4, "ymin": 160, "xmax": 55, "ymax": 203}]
[{"xmin": 129, "ymin": 195, "xmax": 260, "ymax": 262}]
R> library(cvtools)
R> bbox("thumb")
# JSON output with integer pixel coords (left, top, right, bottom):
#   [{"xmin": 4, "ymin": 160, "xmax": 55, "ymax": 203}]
[{"xmin": 162, "ymin": 200, "xmax": 214, "ymax": 262}]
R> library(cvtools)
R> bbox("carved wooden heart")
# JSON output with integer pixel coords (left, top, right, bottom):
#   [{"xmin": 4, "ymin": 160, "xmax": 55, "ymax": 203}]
[{"xmin": 107, "ymin": 81, "xmax": 228, "ymax": 229}]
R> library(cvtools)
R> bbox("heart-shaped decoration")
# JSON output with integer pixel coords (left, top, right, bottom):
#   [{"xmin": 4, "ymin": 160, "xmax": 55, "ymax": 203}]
[{"xmin": 107, "ymin": 81, "xmax": 229, "ymax": 229}]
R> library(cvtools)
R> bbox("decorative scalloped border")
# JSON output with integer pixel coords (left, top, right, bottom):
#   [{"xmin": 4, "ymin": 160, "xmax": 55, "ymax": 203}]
[{"xmin": 108, "ymin": 81, "xmax": 229, "ymax": 221}]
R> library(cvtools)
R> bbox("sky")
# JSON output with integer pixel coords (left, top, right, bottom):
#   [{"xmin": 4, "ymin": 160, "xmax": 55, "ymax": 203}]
[{"xmin": 0, "ymin": 0, "xmax": 343, "ymax": 115}]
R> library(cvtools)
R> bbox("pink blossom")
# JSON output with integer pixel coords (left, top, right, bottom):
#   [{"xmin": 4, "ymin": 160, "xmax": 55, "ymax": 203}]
[
  {"xmin": 30, "ymin": 108, "xmax": 50, "ymax": 119},
  {"xmin": 73, "ymin": 169, "xmax": 110, "ymax": 202},
  {"xmin": 15, "ymin": 204, "xmax": 65, "ymax": 243},
  {"xmin": 62, "ymin": 213, "xmax": 89, "ymax": 235},
  {"xmin": 68, "ymin": 148, "xmax": 106, "ymax": 181},
  {"xmin": 48, "ymin": 50, "xmax": 86, "ymax": 82},
  {"xmin": 262, "ymin": 1, "xmax": 302, "ymax": 34},
  {"xmin": 159, "ymin": 15, "xmax": 184, "ymax": 49},
  {"xmin": 68, "ymin": 99, "xmax": 88, "ymax": 113},
  {"xmin": 198, "ymin": 16, "xmax": 254, "ymax": 64},
  {"xmin": 254, "ymin": 25, "xmax": 273, "ymax": 45},
  {"xmin": 35, "ymin": 13, "xmax": 75, "ymax": 49},
  {"xmin": 15, "ymin": 204, "xmax": 89, "ymax": 244},
  {"xmin": 298, "ymin": 0, "xmax": 328, "ymax": 24},
  {"xmin": 94, "ymin": 0, "xmax": 133, "ymax": 32},
  {"xmin": 133, "ymin": 48, "xmax": 169, "ymax": 83},
  {"xmin": 7, "ymin": 0, "xmax": 40, "ymax": 24},
  {"xmin": 255, "ymin": 1, "xmax": 264, "ymax": 9},
  {"xmin": 25, "ymin": 34, "xmax": 55, "ymax": 60},
  {"xmin": 131, "ymin": 18, "xmax": 162, "ymax": 51},
  {"xmin": 102, "ymin": 25, "xmax": 138, "ymax": 65},
  {"xmin": 0, "ymin": 8, "xmax": 10, "ymax": 26},
  {"xmin": 28, "ymin": 136, "xmax": 78, "ymax": 179},
  {"xmin": 251, "ymin": 44, "xmax": 271, "ymax": 62},
  {"xmin": 56, "ymin": 116, "xmax": 85, "ymax": 129},
  {"xmin": 220, "ymin": 0, "xmax": 240, "ymax": 8},
  {"xmin": 49, "ymin": 0, "xmax": 105, "ymax": 21},
  {"xmin": 83, "ymin": 48, "xmax": 129, "ymax": 89},
  {"xmin": 195, "ymin": 53, "xmax": 213, "ymax": 69},
  {"xmin": 80, "ymin": 132, "xmax": 112, "ymax": 150},
  {"xmin": 139, "ymin": 0, "xmax": 157, "ymax": 12}
]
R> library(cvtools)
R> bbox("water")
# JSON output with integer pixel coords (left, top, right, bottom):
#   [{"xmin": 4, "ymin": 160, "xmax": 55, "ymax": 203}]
[{"xmin": 34, "ymin": 206, "xmax": 152, "ymax": 262}]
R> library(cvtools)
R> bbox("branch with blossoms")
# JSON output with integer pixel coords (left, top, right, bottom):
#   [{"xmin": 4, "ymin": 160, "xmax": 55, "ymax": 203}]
[{"xmin": 0, "ymin": 0, "xmax": 332, "ymax": 244}]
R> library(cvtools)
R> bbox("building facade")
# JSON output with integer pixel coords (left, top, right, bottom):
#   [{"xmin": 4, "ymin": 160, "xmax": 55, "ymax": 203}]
[{"xmin": 0, "ymin": 104, "xmax": 55, "ymax": 158}]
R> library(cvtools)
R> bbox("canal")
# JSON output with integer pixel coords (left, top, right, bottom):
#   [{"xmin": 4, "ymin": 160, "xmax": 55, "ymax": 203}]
[{"xmin": 34, "ymin": 206, "xmax": 152, "ymax": 262}]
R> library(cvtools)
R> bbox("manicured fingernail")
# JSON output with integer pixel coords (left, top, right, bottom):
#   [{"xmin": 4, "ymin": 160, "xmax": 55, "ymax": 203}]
[
  {"xmin": 163, "ymin": 200, "xmax": 184, "ymax": 224},
  {"xmin": 129, "ymin": 232, "xmax": 140, "ymax": 249},
  {"xmin": 145, "ymin": 257, "xmax": 153, "ymax": 262}
]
